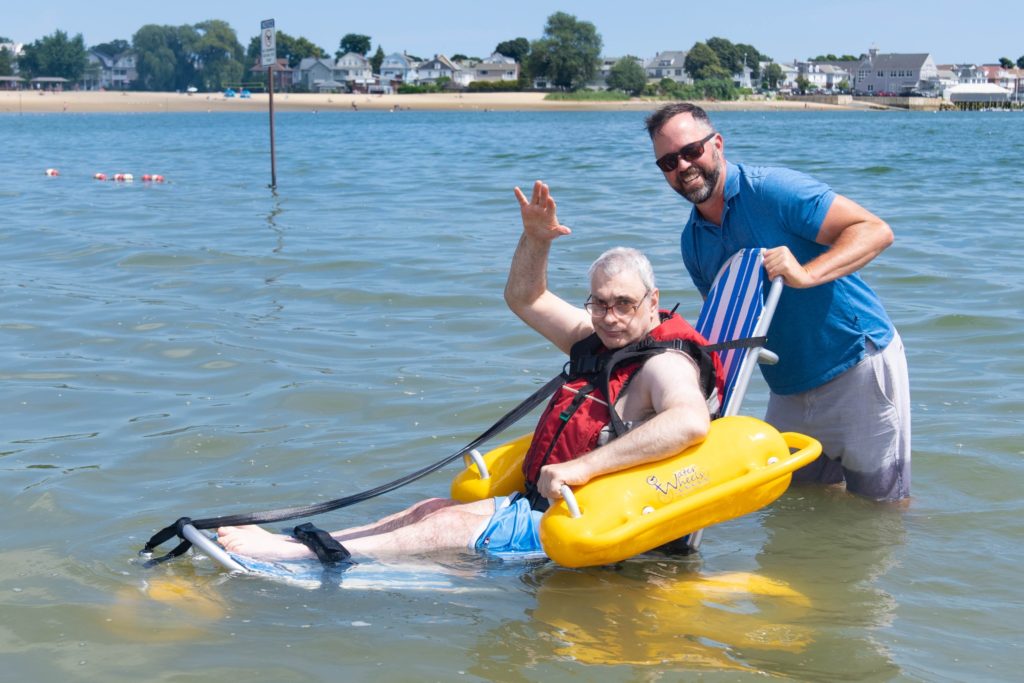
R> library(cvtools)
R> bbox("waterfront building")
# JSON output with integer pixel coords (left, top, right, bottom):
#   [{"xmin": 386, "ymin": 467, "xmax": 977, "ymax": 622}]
[
  {"xmin": 645, "ymin": 51, "xmax": 692, "ymax": 85},
  {"xmin": 853, "ymin": 47, "xmax": 939, "ymax": 95},
  {"xmin": 83, "ymin": 49, "xmax": 136, "ymax": 90}
]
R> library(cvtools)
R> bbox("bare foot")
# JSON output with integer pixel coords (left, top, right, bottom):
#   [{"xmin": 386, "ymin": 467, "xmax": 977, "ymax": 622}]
[{"xmin": 216, "ymin": 525, "xmax": 314, "ymax": 562}]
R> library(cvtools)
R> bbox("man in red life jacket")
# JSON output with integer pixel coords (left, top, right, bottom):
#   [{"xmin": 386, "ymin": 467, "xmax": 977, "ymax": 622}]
[{"xmin": 217, "ymin": 181, "xmax": 716, "ymax": 562}]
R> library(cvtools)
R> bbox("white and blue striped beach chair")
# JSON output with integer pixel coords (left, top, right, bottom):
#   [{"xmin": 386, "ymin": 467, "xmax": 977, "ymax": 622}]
[{"xmin": 685, "ymin": 248, "xmax": 783, "ymax": 550}]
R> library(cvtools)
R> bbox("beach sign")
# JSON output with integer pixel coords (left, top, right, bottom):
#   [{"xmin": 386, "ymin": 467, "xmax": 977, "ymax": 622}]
[{"xmin": 260, "ymin": 19, "xmax": 276, "ymax": 67}]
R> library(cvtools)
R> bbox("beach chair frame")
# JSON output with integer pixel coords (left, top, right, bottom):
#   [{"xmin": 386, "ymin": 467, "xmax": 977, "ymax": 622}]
[{"xmin": 685, "ymin": 248, "xmax": 783, "ymax": 549}]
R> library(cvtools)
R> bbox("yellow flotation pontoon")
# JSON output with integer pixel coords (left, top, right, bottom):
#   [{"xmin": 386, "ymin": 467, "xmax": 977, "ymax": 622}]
[{"xmin": 451, "ymin": 415, "xmax": 821, "ymax": 568}]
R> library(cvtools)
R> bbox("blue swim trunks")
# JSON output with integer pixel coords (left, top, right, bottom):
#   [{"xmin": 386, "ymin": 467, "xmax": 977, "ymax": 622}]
[{"xmin": 472, "ymin": 494, "xmax": 544, "ymax": 556}]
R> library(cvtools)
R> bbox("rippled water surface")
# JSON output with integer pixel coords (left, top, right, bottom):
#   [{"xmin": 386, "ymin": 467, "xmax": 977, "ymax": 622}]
[{"xmin": 2, "ymin": 109, "xmax": 1022, "ymax": 681}]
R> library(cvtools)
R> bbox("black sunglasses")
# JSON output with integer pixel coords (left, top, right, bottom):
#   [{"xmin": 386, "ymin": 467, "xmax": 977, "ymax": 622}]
[{"xmin": 654, "ymin": 132, "xmax": 717, "ymax": 172}]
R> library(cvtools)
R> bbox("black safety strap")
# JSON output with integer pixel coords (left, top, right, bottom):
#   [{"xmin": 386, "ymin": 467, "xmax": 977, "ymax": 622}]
[
  {"xmin": 704, "ymin": 336, "xmax": 767, "ymax": 352},
  {"xmin": 141, "ymin": 372, "xmax": 566, "ymax": 567},
  {"xmin": 293, "ymin": 522, "xmax": 353, "ymax": 566}
]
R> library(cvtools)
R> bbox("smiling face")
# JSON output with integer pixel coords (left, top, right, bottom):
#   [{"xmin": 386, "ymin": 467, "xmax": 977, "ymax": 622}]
[
  {"xmin": 652, "ymin": 113, "xmax": 726, "ymax": 206},
  {"xmin": 587, "ymin": 269, "xmax": 660, "ymax": 350}
]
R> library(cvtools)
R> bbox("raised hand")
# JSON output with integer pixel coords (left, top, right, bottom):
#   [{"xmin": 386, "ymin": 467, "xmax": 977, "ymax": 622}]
[{"xmin": 513, "ymin": 180, "xmax": 572, "ymax": 242}]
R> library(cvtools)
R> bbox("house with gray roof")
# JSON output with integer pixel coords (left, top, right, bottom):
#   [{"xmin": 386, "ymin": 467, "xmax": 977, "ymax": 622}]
[
  {"xmin": 295, "ymin": 57, "xmax": 335, "ymax": 91},
  {"xmin": 417, "ymin": 54, "xmax": 465, "ymax": 87},
  {"xmin": 586, "ymin": 56, "xmax": 644, "ymax": 90},
  {"xmin": 469, "ymin": 52, "xmax": 519, "ymax": 84},
  {"xmin": 799, "ymin": 61, "xmax": 853, "ymax": 91},
  {"xmin": 84, "ymin": 49, "xmax": 136, "ymax": 90},
  {"xmin": 380, "ymin": 53, "xmax": 420, "ymax": 85},
  {"xmin": 853, "ymin": 47, "xmax": 939, "ymax": 95},
  {"xmin": 335, "ymin": 52, "xmax": 373, "ymax": 90},
  {"xmin": 645, "ymin": 51, "xmax": 692, "ymax": 85}
]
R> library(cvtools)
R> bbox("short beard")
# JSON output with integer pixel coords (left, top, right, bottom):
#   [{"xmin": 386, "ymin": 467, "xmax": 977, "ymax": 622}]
[{"xmin": 673, "ymin": 150, "xmax": 721, "ymax": 205}]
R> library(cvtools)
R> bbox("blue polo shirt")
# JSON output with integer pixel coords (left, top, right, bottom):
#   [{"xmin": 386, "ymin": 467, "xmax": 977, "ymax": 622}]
[{"xmin": 681, "ymin": 161, "xmax": 895, "ymax": 395}]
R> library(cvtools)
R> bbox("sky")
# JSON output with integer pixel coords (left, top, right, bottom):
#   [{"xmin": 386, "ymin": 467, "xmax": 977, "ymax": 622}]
[{"xmin": 7, "ymin": 1, "xmax": 1022, "ymax": 66}]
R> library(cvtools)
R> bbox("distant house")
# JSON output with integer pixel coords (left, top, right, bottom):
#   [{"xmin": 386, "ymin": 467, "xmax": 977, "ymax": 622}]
[
  {"xmin": 380, "ymin": 53, "xmax": 420, "ymax": 85},
  {"xmin": 469, "ymin": 52, "xmax": 519, "ymax": 84},
  {"xmin": 84, "ymin": 49, "xmax": 136, "ymax": 90},
  {"xmin": 799, "ymin": 61, "xmax": 852, "ymax": 91},
  {"xmin": 586, "ymin": 56, "xmax": 645, "ymax": 90},
  {"xmin": 853, "ymin": 47, "xmax": 939, "ymax": 95},
  {"xmin": 417, "ymin": 54, "xmax": 464, "ymax": 87},
  {"xmin": 764, "ymin": 61, "xmax": 799, "ymax": 91},
  {"xmin": 950, "ymin": 64, "xmax": 988, "ymax": 85},
  {"xmin": 980, "ymin": 64, "xmax": 1020, "ymax": 94},
  {"xmin": 335, "ymin": 52, "xmax": 373, "ymax": 91},
  {"xmin": 295, "ymin": 57, "xmax": 336, "ymax": 91},
  {"xmin": 645, "ymin": 51, "xmax": 691, "ymax": 84}
]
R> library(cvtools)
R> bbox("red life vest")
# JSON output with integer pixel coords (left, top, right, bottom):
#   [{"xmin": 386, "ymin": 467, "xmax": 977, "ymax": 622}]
[{"xmin": 521, "ymin": 311, "xmax": 724, "ymax": 501}]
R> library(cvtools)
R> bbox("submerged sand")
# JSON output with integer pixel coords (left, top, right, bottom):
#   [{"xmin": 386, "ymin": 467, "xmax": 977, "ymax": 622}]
[{"xmin": 0, "ymin": 90, "xmax": 861, "ymax": 114}]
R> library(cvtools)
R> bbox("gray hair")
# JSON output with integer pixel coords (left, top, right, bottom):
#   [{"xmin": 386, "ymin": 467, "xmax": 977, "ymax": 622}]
[
  {"xmin": 644, "ymin": 102, "xmax": 715, "ymax": 139},
  {"xmin": 588, "ymin": 247, "xmax": 656, "ymax": 292}
]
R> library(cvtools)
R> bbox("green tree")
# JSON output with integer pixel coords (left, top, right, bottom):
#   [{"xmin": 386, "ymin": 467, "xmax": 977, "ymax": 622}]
[
  {"xmin": 133, "ymin": 24, "xmax": 202, "ymax": 91},
  {"xmin": 495, "ymin": 37, "xmax": 530, "ymax": 63},
  {"xmin": 496, "ymin": 37, "xmax": 532, "ymax": 88},
  {"xmin": 684, "ymin": 42, "xmax": 729, "ymax": 81},
  {"xmin": 1018, "ymin": 55, "xmax": 1024, "ymax": 69},
  {"xmin": 606, "ymin": 56, "xmax": 646, "ymax": 96},
  {"xmin": 998, "ymin": 56, "xmax": 1014, "ymax": 68},
  {"xmin": 794, "ymin": 75, "xmax": 810, "ymax": 94},
  {"xmin": 337, "ymin": 33, "xmax": 371, "ymax": 57},
  {"xmin": 734, "ymin": 42, "xmax": 764, "ymax": 80},
  {"xmin": 528, "ymin": 11, "xmax": 602, "ymax": 89},
  {"xmin": 370, "ymin": 45, "xmax": 385, "ymax": 73},
  {"xmin": 0, "ymin": 37, "xmax": 14, "ymax": 77},
  {"xmin": 836, "ymin": 78, "xmax": 850, "ymax": 92},
  {"xmin": 194, "ymin": 20, "xmax": 244, "ymax": 91},
  {"xmin": 246, "ymin": 31, "xmax": 326, "ymax": 68},
  {"xmin": 706, "ymin": 37, "xmax": 742, "ymax": 73},
  {"xmin": 92, "ymin": 39, "xmax": 130, "ymax": 57},
  {"xmin": 18, "ymin": 30, "xmax": 88, "ymax": 80},
  {"xmin": 763, "ymin": 62, "xmax": 784, "ymax": 90}
]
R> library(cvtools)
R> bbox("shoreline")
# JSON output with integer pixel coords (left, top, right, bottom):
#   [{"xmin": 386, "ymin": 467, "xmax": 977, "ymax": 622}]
[{"xmin": 0, "ymin": 90, "xmax": 867, "ymax": 114}]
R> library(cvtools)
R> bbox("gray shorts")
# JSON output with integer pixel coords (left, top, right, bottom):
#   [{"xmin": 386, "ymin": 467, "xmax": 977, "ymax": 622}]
[{"xmin": 765, "ymin": 332, "xmax": 911, "ymax": 501}]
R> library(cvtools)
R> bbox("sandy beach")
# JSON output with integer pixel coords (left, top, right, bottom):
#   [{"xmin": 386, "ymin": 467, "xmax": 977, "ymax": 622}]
[{"xmin": 0, "ymin": 89, "xmax": 862, "ymax": 114}]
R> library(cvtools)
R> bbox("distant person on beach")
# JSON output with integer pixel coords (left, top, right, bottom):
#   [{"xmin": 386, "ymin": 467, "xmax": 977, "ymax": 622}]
[
  {"xmin": 217, "ymin": 181, "xmax": 720, "ymax": 562},
  {"xmin": 645, "ymin": 102, "xmax": 910, "ymax": 502}
]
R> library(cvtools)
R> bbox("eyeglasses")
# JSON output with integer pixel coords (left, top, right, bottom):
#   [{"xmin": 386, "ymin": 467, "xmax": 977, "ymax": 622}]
[
  {"xmin": 654, "ymin": 132, "xmax": 716, "ymax": 172},
  {"xmin": 584, "ymin": 290, "xmax": 650, "ymax": 318}
]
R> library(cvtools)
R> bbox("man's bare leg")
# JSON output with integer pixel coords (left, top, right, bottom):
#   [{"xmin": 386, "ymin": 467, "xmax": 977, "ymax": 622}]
[{"xmin": 217, "ymin": 498, "xmax": 497, "ymax": 562}]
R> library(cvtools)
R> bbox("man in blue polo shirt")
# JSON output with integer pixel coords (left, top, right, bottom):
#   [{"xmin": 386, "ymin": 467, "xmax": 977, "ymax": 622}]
[{"xmin": 645, "ymin": 103, "xmax": 910, "ymax": 502}]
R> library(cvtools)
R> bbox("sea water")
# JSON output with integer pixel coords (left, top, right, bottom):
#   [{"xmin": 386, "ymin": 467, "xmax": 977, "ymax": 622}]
[{"xmin": 1, "ymin": 108, "xmax": 1022, "ymax": 681}]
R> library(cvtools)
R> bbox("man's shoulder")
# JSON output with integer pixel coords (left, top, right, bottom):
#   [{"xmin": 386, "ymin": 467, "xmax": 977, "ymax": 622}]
[
  {"xmin": 636, "ymin": 348, "xmax": 700, "ymax": 382},
  {"xmin": 734, "ymin": 162, "xmax": 824, "ymax": 193}
]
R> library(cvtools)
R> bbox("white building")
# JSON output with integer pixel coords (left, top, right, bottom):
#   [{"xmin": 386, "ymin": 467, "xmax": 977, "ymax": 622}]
[{"xmin": 84, "ymin": 49, "xmax": 136, "ymax": 90}]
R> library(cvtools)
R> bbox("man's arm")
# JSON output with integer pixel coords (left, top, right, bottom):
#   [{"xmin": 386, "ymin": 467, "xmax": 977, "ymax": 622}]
[
  {"xmin": 763, "ymin": 194, "xmax": 894, "ymax": 289},
  {"xmin": 535, "ymin": 352, "xmax": 711, "ymax": 499},
  {"xmin": 505, "ymin": 180, "xmax": 594, "ymax": 355}
]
